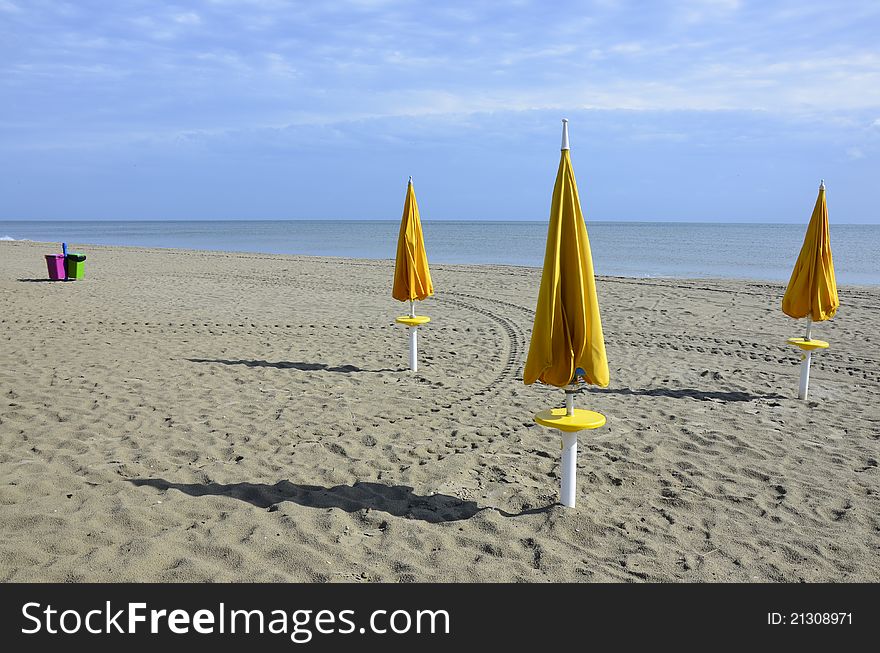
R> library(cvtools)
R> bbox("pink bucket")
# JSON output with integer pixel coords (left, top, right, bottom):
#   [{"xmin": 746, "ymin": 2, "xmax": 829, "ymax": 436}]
[{"xmin": 45, "ymin": 254, "xmax": 66, "ymax": 280}]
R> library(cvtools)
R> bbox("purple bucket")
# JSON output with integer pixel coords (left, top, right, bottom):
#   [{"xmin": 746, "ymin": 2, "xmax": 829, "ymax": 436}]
[{"xmin": 45, "ymin": 254, "xmax": 66, "ymax": 280}]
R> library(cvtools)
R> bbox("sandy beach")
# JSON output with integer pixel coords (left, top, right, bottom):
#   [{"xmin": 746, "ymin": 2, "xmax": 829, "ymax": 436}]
[{"xmin": 0, "ymin": 239, "xmax": 878, "ymax": 582}]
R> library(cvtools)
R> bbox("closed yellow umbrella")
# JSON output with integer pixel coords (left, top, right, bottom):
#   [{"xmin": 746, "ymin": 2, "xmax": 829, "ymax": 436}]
[
  {"xmin": 393, "ymin": 176, "xmax": 434, "ymax": 303},
  {"xmin": 393, "ymin": 176, "xmax": 433, "ymax": 372},
  {"xmin": 782, "ymin": 181, "xmax": 839, "ymax": 321},
  {"xmin": 525, "ymin": 119, "xmax": 609, "ymax": 508},
  {"xmin": 783, "ymin": 180, "xmax": 839, "ymax": 399}
]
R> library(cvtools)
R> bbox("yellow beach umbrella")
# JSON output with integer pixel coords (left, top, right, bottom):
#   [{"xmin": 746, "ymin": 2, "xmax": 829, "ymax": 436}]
[
  {"xmin": 782, "ymin": 180, "xmax": 839, "ymax": 399},
  {"xmin": 392, "ymin": 176, "xmax": 433, "ymax": 372},
  {"xmin": 525, "ymin": 119, "xmax": 609, "ymax": 508}
]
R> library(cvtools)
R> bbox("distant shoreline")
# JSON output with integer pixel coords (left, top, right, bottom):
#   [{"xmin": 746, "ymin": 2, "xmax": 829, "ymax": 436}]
[
  {"xmin": 3, "ymin": 239, "xmax": 879, "ymax": 288},
  {"xmin": 3, "ymin": 220, "xmax": 878, "ymax": 285}
]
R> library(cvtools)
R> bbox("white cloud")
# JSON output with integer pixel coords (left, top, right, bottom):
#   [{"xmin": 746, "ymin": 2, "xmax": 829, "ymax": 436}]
[
  {"xmin": 609, "ymin": 42, "xmax": 644, "ymax": 54},
  {"xmin": 265, "ymin": 52, "xmax": 297, "ymax": 78},
  {"xmin": 496, "ymin": 44, "xmax": 578, "ymax": 66},
  {"xmin": 193, "ymin": 50, "xmax": 248, "ymax": 72},
  {"xmin": 173, "ymin": 12, "xmax": 202, "ymax": 25},
  {"xmin": 846, "ymin": 147, "xmax": 866, "ymax": 160},
  {"xmin": 3, "ymin": 0, "xmax": 880, "ymax": 141},
  {"xmin": 677, "ymin": 0, "xmax": 742, "ymax": 24}
]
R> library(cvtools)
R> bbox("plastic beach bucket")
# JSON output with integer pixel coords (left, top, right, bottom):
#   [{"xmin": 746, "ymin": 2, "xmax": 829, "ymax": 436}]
[
  {"xmin": 45, "ymin": 254, "xmax": 66, "ymax": 280},
  {"xmin": 65, "ymin": 253, "xmax": 86, "ymax": 280}
]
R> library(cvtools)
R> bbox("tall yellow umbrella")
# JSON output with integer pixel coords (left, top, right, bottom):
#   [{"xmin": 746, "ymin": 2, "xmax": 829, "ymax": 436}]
[
  {"xmin": 525, "ymin": 119, "xmax": 609, "ymax": 508},
  {"xmin": 783, "ymin": 180, "xmax": 839, "ymax": 399},
  {"xmin": 393, "ymin": 176, "xmax": 433, "ymax": 372}
]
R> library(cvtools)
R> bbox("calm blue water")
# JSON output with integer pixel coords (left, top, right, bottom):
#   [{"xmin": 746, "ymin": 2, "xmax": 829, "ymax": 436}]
[{"xmin": 1, "ymin": 220, "xmax": 878, "ymax": 285}]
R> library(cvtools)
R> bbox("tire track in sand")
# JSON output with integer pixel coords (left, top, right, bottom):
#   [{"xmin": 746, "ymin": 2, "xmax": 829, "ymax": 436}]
[{"xmin": 434, "ymin": 291, "xmax": 530, "ymax": 407}]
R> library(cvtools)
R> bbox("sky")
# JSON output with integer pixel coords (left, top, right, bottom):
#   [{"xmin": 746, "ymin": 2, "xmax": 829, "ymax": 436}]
[{"xmin": 1, "ymin": 0, "xmax": 879, "ymax": 222}]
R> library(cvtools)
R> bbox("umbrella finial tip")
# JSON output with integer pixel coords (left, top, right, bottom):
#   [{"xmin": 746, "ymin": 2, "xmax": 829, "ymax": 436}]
[
  {"xmin": 820, "ymin": 179, "xmax": 825, "ymax": 190},
  {"xmin": 560, "ymin": 119, "xmax": 570, "ymax": 151},
  {"xmin": 408, "ymin": 176, "xmax": 413, "ymax": 184}
]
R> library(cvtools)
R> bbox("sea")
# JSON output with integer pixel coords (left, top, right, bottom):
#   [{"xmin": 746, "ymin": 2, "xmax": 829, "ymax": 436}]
[{"xmin": 1, "ymin": 220, "xmax": 878, "ymax": 285}]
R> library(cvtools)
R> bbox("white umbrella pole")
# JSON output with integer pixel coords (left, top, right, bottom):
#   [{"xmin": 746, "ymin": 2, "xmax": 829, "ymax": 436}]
[
  {"xmin": 408, "ymin": 300, "xmax": 417, "ymax": 372},
  {"xmin": 409, "ymin": 327, "xmax": 418, "ymax": 372},
  {"xmin": 560, "ymin": 390, "xmax": 577, "ymax": 507},
  {"xmin": 798, "ymin": 317, "xmax": 812, "ymax": 400}
]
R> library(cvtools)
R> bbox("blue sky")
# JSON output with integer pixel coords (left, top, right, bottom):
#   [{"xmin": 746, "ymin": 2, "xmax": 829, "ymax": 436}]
[{"xmin": 1, "ymin": 0, "xmax": 879, "ymax": 222}]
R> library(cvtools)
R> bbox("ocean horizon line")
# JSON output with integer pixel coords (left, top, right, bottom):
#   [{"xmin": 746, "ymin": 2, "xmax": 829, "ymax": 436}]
[{"xmin": 2, "ymin": 218, "xmax": 878, "ymax": 226}]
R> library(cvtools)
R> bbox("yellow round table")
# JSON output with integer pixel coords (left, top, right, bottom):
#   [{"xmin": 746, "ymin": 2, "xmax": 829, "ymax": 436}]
[
  {"xmin": 534, "ymin": 408, "xmax": 606, "ymax": 432},
  {"xmin": 395, "ymin": 315, "xmax": 430, "ymax": 327},
  {"xmin": 787, "ymin": 337, "xmax": 829, "ymax": 351}
]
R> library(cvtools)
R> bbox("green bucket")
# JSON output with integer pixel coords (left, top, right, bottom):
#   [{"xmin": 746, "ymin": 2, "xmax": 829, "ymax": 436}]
[{"xmin": 65, "ymin": 253, "xmax": 86, "ymax": 280}]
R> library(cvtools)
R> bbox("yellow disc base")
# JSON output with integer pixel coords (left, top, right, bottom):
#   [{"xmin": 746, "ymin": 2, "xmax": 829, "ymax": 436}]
[
  {"xmin": 787, "ymin": 337, "xmax": 829, "ymax": 351},
  {"xmin": 396, "ymin": 315, "xmax": 430, "ymax": 326},
  {"xmin": 534, "ymin": 408, "xmax": 606, "ymax": 432}
]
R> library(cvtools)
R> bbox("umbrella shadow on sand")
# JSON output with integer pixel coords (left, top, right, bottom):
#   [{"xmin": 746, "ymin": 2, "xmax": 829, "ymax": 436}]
[
  {"xmin": 593, "ymin": 387, "xmax": 785, "ymax": 402},
  {"xmin": 186, "ymin": 359, "xmax": 400, "ymax": 374},
  {"xmin": 129, "ymin": 479, "xmax": 552, "ymax": 524},
  {"xmin": 129, "ymin": 478, "xmax": 550, "ymax": 524}
]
